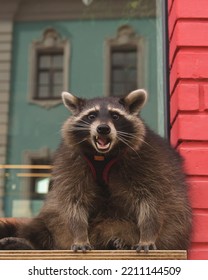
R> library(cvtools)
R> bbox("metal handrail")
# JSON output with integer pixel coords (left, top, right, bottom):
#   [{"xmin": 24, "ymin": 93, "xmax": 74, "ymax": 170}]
[{"xmin": 0, "ymin": 165, "xmax": 52, "ymax": 170}]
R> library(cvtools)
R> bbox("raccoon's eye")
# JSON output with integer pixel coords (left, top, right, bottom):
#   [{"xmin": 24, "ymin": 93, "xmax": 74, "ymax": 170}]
[
  {"xmin": 87, "ymin": 113, "xmax": 97, "ymax": 120},
  {"xmin": 112, "ymin": 113, "xmax": 120, "ymax": 120}
]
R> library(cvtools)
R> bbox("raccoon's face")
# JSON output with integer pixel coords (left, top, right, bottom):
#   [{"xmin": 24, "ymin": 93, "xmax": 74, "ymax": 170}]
[{"xmin": 62, "ymin": 89, "xmax": 147, "ymax": 154}]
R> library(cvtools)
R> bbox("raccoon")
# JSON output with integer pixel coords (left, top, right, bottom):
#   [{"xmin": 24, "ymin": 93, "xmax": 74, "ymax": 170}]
[{"xmin": 0, "ymin": 89, "xmax": 192, "ymax": 251}]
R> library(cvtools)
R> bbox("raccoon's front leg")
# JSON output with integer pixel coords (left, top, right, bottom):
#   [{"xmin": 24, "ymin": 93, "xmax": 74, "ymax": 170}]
[
  {"xmin": 71, "ymin": 224, "xmax": 92, "ymax": 252},
  {"xmin": 69, "ymin": 206, "xmax": 92, "ymax": 252},
  {"xmin": 133, "ymin": 200, "xmax": 162, "ymax": 252}
]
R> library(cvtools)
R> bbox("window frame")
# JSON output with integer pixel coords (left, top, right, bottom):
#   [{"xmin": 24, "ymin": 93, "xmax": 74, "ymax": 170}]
[
  {"xmin": 104, "ymin": 25, "xmax": 146, "ymax": 97},
  {"xmin": 28, "ymin": 28, "xmax": 70, "ymax": 109},
  {"xmin": 35, "ymin": 49, "xmax": 64, "ymax": 100},
  {"xmin": 110, "ymin": 46, "xmax": 138, "ymax": 96}
]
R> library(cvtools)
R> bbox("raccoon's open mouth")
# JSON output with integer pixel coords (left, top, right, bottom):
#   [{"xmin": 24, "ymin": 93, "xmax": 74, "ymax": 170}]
[{"xmin": 94, "ymin": 136, "xmax": 111, "ymax": 152}]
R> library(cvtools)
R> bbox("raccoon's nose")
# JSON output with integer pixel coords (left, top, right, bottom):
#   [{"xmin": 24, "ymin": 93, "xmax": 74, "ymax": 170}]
[{"xmin": 97, "ymin": 124, "xmax": 111, "ymax": 135}]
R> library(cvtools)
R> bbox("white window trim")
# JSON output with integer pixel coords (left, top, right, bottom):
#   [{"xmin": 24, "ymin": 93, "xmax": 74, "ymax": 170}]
[
  {"xmin": 104, "ymin": 25, "xmax": 147, "ymax": 96},
  {"xmin": 28, "ymin": 27, "xmax": 70, "ymax": 109}
]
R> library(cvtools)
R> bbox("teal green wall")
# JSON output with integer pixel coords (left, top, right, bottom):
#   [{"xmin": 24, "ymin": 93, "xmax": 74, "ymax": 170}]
[
  {"xmin": 8, "ymin": 18, "xmax": 157, "ymax": 164},
  {"xmin": 5, "ymin": 18, "xmax": 158, "ymax": 216}
]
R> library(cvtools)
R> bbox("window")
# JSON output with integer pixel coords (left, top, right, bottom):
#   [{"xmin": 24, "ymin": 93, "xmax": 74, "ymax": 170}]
[
  {"xmin": 29, "ymin": 28, "xmax": 70, "ymax": 108},
  {"xmin": 105, "ymin": 25, "xmax": 145, "ymax": 97},
  {"xmin": 23, "ymin": 148, "xmax": 53, "ymax": 201},
  {"xmin": 36, "ymin": 51, "xmax": 64, "ymax": 100},
  {"xmin": 30, "ymin": 158, "xmax": 51, "ymax": 200},
  {"xmin": 111, "ymin": 47, "xmax": 137, "ymax": 96}
]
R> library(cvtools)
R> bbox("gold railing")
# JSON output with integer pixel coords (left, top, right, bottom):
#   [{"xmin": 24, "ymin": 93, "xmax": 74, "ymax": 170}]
[{"xmin": 0, "ymin": 164, "xmax": 52, "ymax": 178}]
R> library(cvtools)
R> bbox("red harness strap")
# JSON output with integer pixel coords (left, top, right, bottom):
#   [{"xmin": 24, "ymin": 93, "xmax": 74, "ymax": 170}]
[
  {"xmin": 83, "ymin": 154, "xmax": 118, "ymax": 186},
  {"xmin": 83, "ymin": 155, "xmax": 97, "ymax": 180},
  {"xmin": 102, "ymin": 157, "xmax": 118, "ymax": 184}
]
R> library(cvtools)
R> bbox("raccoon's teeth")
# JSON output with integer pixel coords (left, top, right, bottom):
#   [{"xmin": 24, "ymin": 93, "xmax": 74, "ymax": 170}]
[
  {"xmin": 95, "ymin": 136, "xmax": 111, "ymax": 150},
  {"xmin": 96, "ymin": 142, "xmax": 111, "ymax": 150}
]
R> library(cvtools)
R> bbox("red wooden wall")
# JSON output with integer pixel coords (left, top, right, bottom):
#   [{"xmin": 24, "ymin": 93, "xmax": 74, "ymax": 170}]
[{"xmin": 168, "ymin": 0, "xmax": 208, "ymax": 259}]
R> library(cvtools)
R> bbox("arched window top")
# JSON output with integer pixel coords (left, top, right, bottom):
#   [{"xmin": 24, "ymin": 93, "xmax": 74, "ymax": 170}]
[
  {"xmin": 116, "ymin": 25, "xmax": 137, "ymax": 44},
  {"xmin": 39, "ymin": 28, "xmax": 64, "ymax": 48}
]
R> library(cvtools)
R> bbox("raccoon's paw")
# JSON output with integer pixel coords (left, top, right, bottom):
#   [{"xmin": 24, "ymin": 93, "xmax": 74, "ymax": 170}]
[
  {"xmin": 0, "ymin": 237, "xmax": 34, "ymax": 250},
  {"xmin": 132, "ymin": 242, "xmax": 157, "ymax": 253},
  {"xmin": 110, "ymin": 237, "xmax": 130, "ymax": 250},
  {"xmin": 71, "ymin": 243, "xmax": 93, "ymax": 252}
]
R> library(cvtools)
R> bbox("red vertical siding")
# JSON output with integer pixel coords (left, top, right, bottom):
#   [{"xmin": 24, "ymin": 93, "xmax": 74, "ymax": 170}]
[{"xmin": 168, "ymin": 0, "xmax": 208, "ymax": 260}]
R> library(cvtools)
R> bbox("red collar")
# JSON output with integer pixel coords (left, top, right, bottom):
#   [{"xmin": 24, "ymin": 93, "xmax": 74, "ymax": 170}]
[{"xmin": 83, "ymin": 154, "xmax": 118, "ymax": 187}]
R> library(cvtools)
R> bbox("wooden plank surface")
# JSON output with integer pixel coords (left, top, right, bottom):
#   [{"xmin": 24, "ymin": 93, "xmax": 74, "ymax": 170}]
[{"xmin": 0, "ymin": 250, "xmax": 187, "ymax": 260}]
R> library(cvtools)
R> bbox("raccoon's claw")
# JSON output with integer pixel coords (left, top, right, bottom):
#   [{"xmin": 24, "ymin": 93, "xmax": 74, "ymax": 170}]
[
  {"xmin": 132, "ymin": 243, "xmax": 157, "ymax": 253},
  {"xmin": 71, "ymin": 243, "xmax": 93, "ymax": 252}
]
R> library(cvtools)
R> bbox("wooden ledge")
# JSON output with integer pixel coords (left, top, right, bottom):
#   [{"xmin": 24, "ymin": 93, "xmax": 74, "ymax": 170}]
[{"xmin": 0, "ymin": 250, "xmax": 187, "ymax": 260}]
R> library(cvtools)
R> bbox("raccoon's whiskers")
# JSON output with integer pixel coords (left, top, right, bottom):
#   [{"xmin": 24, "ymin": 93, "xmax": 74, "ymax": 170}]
[
  {"xmin": 117, "ymin": 131, "xmax": 156, "ymax": 151},
  {"xmin": 72, "ymin": 138, "xmax": 88, "ymax": 146},
  {"xmin": 116, "ymin": 135, "xmax": 140, "ymax": 158},
  {"xmin": 67, "ymin": 122, "xmax": 90, "ymax": 132},
  {"xmin": 117, "ymin": 131, "xmax": 138, "ymax": 140}
]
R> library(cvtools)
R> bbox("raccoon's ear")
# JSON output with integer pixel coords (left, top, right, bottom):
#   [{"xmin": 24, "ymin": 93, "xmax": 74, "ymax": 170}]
[
  {"xmin": 62, "ymin": 91, "xmax": 85, "ymax": 114},
  {"xmin": 120, "ymin": 89, "xmax": 148, "ymax": 115}
]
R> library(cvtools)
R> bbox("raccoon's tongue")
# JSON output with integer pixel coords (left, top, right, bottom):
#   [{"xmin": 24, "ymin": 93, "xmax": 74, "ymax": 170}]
[
  {"xmin": 97, "ymin": 137, "xmax": 108, "ymax": 146},
  {"xmin": 96, "ymin": 136, "xmax": 110, "ymax": 149}
]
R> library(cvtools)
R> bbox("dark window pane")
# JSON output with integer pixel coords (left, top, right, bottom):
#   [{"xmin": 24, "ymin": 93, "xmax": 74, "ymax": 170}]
[
  {"xmin": 54, "ymin": 72, "xmax": 63, "ymax": 84},
  {"xmin": 127, "ymin": 69, "xmax": 137, "ymax": 82},
  {"xmin": 53, "ymin": 55, "xmax": 63, "ymax": 68},
  {"xmin": 112, "ymin": 83, "xmax": 125, "ymax": 96},
  {"xmin": 53, "ymin": 85, "xmax": 62, "ymax": 97},
  {"xmin": 112, "ymin": 52, "xmax": 125, "ymax": 66},
  {"xmin": 112, "ymin": 69, "xmax": 124, "ymax": 82},
  {"xmin": 36, "ymin": 51, "xmax": 63, "ymax": 99},
  {"xmin": 38, "ymin": 85, "xmax": 49, "ymax": 98},
  {"xmin": 126, "ymin": 52, "xmax": 137, "ymax": 66},
  {"xmin": 126, "ymin": 82, "xmax": 137, "ymax": 93},
  {"xmin": 38, "ymin": 72, "xmax": 50, "ymax": 85},
  {"xmin": 39, "ymin": 55, "xmax": 51, "ymax": 69},
  {"xmin": 110, "ymin": 48, "xmax": 137, "ymax": 96}
]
